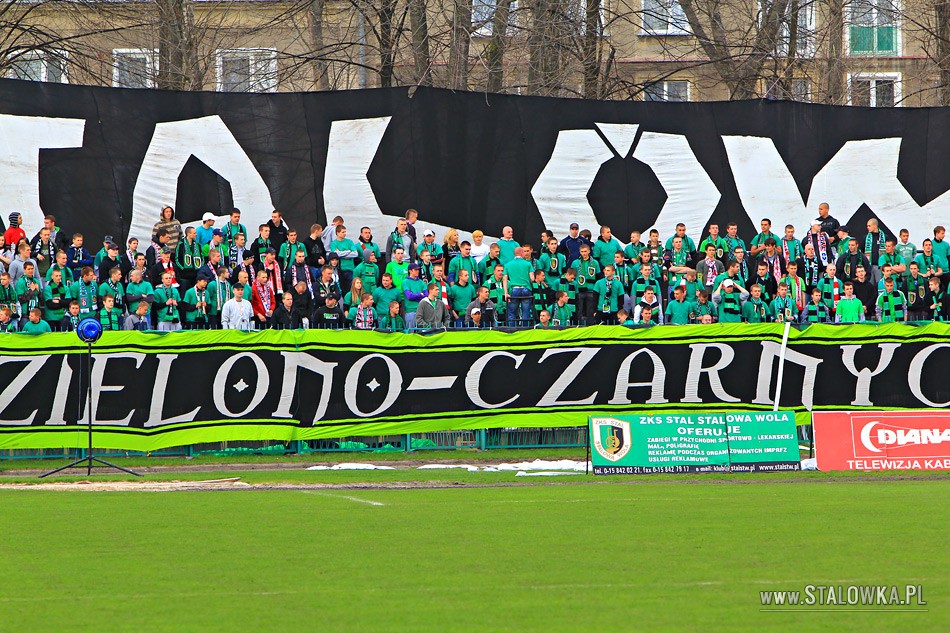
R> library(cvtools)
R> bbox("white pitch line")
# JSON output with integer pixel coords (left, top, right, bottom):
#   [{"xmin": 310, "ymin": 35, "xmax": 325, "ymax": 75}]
[
  {"xmin": 406, "ymin": 376, "xmax": 458, "ymax": 390},
  {"xmin": 301, "ymin": 491, "xmax": 386, "ymax": 506}
]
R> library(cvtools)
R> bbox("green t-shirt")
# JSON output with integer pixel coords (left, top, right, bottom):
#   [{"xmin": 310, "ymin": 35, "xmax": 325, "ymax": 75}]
[
  {"xmin": 46, "ymin": 264, "xmax": 73, "ymax": 285},
  {"xmin": 836, "ymin": 296, "xmax": 864, "ymax": 323},
  {"xmin": 624, "ymin": 242, "xmax": 646, "ymax": 261},
  {"xmin": 417, "ymin": 241, "xmax": 443, "ymax": 260},
  {"xmin": 496, "ymin": 239, "xmax": 520, "ymax": 265},
  {"xmin": 538, "ymin": 252, "xmax": 567, "ymax": 281},
  {"xmin": 741, "ymin": 299, "xmax": 769, "ymax": 323},
  {"xmin": 593, "ymin": 277, "xmax": 624, "ymax": 313},
  {"xmin": 153, "ymin": 285, "xmax": 182, "ymax": 322},
  {"xmin": 592, "ymin": 238, "xmax": 623, "ymax": 269},
  {"xmin": 330, "ymin": 238, "xmax": 359, "ymax": 271},
  {"xmin": 69, "ymin": 280, "xmax": 99, "ymax": 315},
  {"xmin": 43, "ymin": 282, "xmax": 70, "ymax": 321},
  {"xmin": 932, "ymin": 238, "xmax": 950, "ymax": 263},
  {"xmin": 372, "ymin": 285, "xmax": 403, "ymax": 312},
  {"xmin": 20, "ymin": 319, "xmax": 51, "ymax": 334},
  {"xmin": 503, "ymin": 258, "xmax": 534, "ymax": 289},
  {"xmin": 895, "ymin": 242, "xmax": 917, "ymax": 272},
  {"xmin": 770, "ymin": 295, "xmax": 798, "ymax": 323},
  {"xmin": 448, "ymin": 282, "xmax": 477, "ymax": 313},
  {"xmin": 665, "ymin": 299, "xmax": 694, "ymax": 325},
  {"xmin": 378, "ymin": 313, "xmax": 405, "ymax": 330},
  {"xmin": 126, "ymin": 280, "xmax": 155, "ymax": 314},
  {"xmin": 385, "ymin": 261, "xmax": 409, "ymax": 290},
  {"xmin": 401, "ymin": 277, "xmax": 428, "ymax": 313},
  {"xmin": 184, "ymin": 285, "xmax": 218, "ymax": 322},
  {"xmin": 448, "ymin": 255, "xmax": 479, "ymax": 284},
  {"xmin": 279, "ymin": 241, "xmax": 308, "ymax": 267},
  {"xmin": 569, "ymin": 257, "xmax": 601, "ymax": 290}
]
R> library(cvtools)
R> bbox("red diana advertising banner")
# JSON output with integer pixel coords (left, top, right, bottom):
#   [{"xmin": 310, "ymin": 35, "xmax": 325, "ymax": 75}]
[{"xmin": 813, "ymin": 411, "xmax": 950, "ymax": 471}]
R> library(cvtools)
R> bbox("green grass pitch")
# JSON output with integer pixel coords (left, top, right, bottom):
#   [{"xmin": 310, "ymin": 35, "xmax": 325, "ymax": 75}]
[{"xmin": 0, "ymin": 474, "xmax": 946, "ymax": 632}]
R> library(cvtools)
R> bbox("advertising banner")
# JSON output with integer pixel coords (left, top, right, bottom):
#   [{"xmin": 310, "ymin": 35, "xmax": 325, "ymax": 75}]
[
  {"xmin": 814, "ymin": 411, "xmax": 950, "ymax": 471},
  {"xmin": 590, "ymin": 411, "xmax": 800, "ymax": 474}
]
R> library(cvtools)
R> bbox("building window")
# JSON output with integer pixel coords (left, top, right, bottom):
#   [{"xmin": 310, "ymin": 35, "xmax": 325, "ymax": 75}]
[
  {"xmin": 644, "ymin": 80, "xmax": 690, "ymax": 101},
  {"xmin": 777, "ymin": 0, "xmax": 816, "ymax": 57},
  {"xmin": 216, "ymin": 49, "xmax": 278, "ymax": 92},
  {"xmin": 113, "ymin": 49, "xmax": 156, "ymax": 88},
  {"xmin": 849, "ymin": 0, "xmax": 898, "ymax": 56},
  {"xmin": 8, "ymin": 52, "xmax": 67, "ymax": 83},
  {"xmin": 474, "ymin": 0, "xmax": 522, "ymax": 36},
  {"xmin": 641, "ymin": 0, "xmax": 689, "ymax": 35},
  {"xmin": 766, "ymin": 78, "xmax": 812, "ymax": 101},
  {"xmin": 849, "ymin": 73, "xmax": 900, "ymax": 106}
]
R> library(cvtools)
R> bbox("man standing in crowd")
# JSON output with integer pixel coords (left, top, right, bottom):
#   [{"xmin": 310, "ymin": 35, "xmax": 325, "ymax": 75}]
[
  {"xmin": 386, "ymin": 218, "xmax": 414, "ymax": 264},
  {"xmin": 817, "ymin": 203, "xmax": 840, "ymax": 245},
  {"xmin": 560, "ymin": 222, "xmax": 588, "ymax": 264}
]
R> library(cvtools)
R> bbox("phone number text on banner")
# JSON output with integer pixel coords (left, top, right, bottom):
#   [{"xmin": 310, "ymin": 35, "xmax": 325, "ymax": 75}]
[{"xmin": 590, "ymin": 412, "xmax": 801, "ymax": 474}]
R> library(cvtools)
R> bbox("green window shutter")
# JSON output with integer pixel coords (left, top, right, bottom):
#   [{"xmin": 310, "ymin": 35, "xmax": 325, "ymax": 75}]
[
  {"xmin": 850, "ymin": 26, "xmax": 874, "ymax": 54},
  {"xmin": 877, "ymin": 25, "xmax": 897, "ymax": 54}
]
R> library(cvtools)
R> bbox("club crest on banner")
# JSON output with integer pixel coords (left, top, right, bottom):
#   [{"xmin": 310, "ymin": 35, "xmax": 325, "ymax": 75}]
[{"xmin": 591, "ymin": 417, "xmax": 631, "ymax": 462}]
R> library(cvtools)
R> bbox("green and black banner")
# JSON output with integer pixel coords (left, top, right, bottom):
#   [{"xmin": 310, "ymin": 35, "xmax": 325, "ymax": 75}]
[
  {"xmin": 590, "ymin": 412, "xmax": 800, "ymax": 475},
  {"xmin": 1, "ymin": 323, "xmax": 949, "ymax": 451}
]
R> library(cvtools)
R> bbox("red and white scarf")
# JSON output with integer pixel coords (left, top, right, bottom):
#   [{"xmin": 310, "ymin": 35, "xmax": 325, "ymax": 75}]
[
  {"xmin": 264, "ymin": 260, "xmax": 283, "ymax": 295},
  {"xmin": 256, "ymin": 280, "xmax": 274, "ymax": 312},
  {"xmin": 354, "ymin": 306, "xmax": 376, "ymax": 329},
  {"xmin": 290, "ymin": 264, "xmax": 314, "ymax": 297}
]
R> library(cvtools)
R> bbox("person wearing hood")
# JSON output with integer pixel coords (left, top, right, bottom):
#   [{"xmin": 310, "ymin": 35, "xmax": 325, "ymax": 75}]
[
  {"xmin": 151, "ymin": 205, "xmax": 183, "ymax": 251},
  {"xmin": 4, "ymin": 212, "xmax": 25, "ymax": 248}
]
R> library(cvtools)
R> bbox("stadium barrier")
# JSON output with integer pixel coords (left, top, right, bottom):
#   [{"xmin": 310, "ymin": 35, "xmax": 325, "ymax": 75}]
[{"xmin": 0, "ymin": 323, "xmax": 948, "ymax": 452}]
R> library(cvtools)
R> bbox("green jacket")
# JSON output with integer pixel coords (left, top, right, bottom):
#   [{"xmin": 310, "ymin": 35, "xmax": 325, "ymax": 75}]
[{"xmin": 153, "ymin": 285, "xmax": 182, "ymax": 322}]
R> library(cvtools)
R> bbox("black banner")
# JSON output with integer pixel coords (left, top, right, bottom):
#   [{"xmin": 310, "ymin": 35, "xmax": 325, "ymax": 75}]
[
  {"xmin": 2, "ymin": 79, "xmax": 948, "ymax": 250},
  {"xmin": 0, "ymin": 325, "xmax": 948, "ymax": 450}
]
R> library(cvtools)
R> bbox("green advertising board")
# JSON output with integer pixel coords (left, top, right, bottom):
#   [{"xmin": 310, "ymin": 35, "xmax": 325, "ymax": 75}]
[{"xmin": 589, "ymin": 412, "xmax": 800, "ymax": 475}]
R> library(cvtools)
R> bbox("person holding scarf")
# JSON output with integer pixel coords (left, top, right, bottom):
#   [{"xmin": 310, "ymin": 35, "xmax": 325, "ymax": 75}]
[
  {"xmin": 44, "ymin": 267, "xmax": 69, "ymax": 326},
  {"xmin": 46, "ymin": 250, "xmax": 74, "ymax": 287},
  {"xmin": 757, "ymin": 238, "xmax": 787, "ymax": 284},
  {"xmin": 864, "ymin": 219, "xmax": 887, "ymax": 278},
  {"xmin": 904, "ymin": 262, "xmax": 928, "ymax": 320},
  {"xmin": 801, "ymin": 287, "xmax": 831, "ymax": 323},
  {"xmin": 69, "ymin": 266, "xmax": 98, "ymax": 316},
  {"xmin": 876, "ymin": 277, "xmax": 907, "ymax": 322},
  {"xmin": 227, "ymin": 232, "xmax": 255, "ymax": 278},
  {"xmin": 769, "ymin": 282, "xmax": 799, "ymax": 324},
  {"xmin": 120, "ymin": 238, "xmax": 140, "ymax": 281},
  {"xmin": 278, "ymin": 229, "xmax": 308, "ymax": 269},
  {"xmin": 97, "ymin": 294, "xmax": 123, "ymax": 331},
  {"xmin": 182, "ymin": 276, "xmax": 214, "ymax": 328},
  {"xmin": 197, "ymin": 249, "xmax": 221, "ymax": 283},
  {"xmin": 835, "ymin": 238, "xmax": 870, "ymax": 282},
  {"xmin": 914, "ymin": 238, "xmax": 947, "ymax": 282},
  {"xmin": 696, "ymin": 244, "xmax": 724, "ymax": 293},
  {"xmin": 802, "ymin": 219, "xmax": 834, "ymax": 269},
  {"xmin": 260, "ymin": 248, "xmax": 284, "ymax": 298},
  {"xmin": 251, "ymin": 269, "xmax": 275, "ymax": 328},
  {"xmin": 153, "ymin": 270, "xmax": 182, "ymax": 331},
  {"xmin": 749, "ymin": 218, "xmax": 777, "ymax": 257},
  {"xmin": 30, "ymin": 227, "xmax": 56, "ymax": 278},
  {"xmin": 780, "ymin": 224, "xmax": 803, "ymax": 265},
  {"xmin": 250, "ymin": 224, "xmax": 272, "ymax": 269},
  {"xmin": 800, "ymin": 243, "xmax": 823, "ymax": 292},
  {"xmin": 780, "ymin": 261, "xmax": 808, "ymax": 313},
  {"xmin": 15, "ymin": 262, "xmax": 43, "ymax": 325},
  {"xmin": 98, "ymin": 266, "xmax": 125, "ymax": 314},
  {"xmin": 287, "ymin": 249, "xmax": 318, "ymax": 297}
]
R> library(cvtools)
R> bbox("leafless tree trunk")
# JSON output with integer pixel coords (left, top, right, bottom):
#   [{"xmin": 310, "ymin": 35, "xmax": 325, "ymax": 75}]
[
  {"xmin": 527, "ymin": 0, "xmax": 572, "ymax": 95},
  {"xmin": 407, "ymin": 0, "xmax": 431, "ymax": 85},
  {"xmin": 309, "ymin": 0, "xmax": 329, "ymax": 90},
  {"xmin": 156, "ymin": 0, "xmax": 197, "ymax": 90},
  {"xmin": 449, "ymin": 0, "xmax": 473, "ymax": 89},
  {"xmin": 936, "ymin": 0, "xmax": 950, "ymax": 105},
  {"xmin": 822, "ymin": 0, "xmax": 846, "ymax": 104},
  {"xmin": 679, "ymin": 0, "xmax": 792, "ymax": 99},
  {"xmin": 485, "ymin": 0, "xmax": 513, "ymax": 93},
  {"xmin": 375, "ymin": 0, "xmax": 401, "ymax": 88},
  {"xmin": 582, "ymin": 0, "xmax": 602, "ymax": 98}
]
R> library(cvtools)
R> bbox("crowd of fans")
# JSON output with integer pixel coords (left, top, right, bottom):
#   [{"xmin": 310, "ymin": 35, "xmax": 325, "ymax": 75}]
[{"xmin": 0, "ymin": 202, "xmax": 946, "ymax": 334}]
